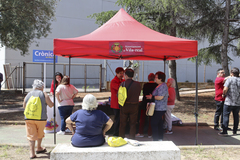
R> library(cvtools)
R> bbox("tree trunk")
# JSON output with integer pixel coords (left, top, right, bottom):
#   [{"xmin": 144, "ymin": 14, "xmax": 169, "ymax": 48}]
[
  {"xmin": 221, "ymin": 0, "xmax": 230, "ymax": 76},
  {"xmin": 169, "ymin": 60, "xmax": 180, "ymax": 100},
  {"xmin": 169, "ymin": 12, "xmax": 180, "ymax": 100}
]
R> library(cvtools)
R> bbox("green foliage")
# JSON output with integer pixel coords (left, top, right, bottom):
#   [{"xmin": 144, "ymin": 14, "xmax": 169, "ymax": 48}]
[
  {"xmin": 184, "ymin": 0, "xmax": 240, "ymax": 66},
  {"xmin": 0, "ymin": 0, "xmax": 58, "ymax": 55},
  {"xmin": 87, "ymin": 10, "xmax": 118, "ymax": 26}
]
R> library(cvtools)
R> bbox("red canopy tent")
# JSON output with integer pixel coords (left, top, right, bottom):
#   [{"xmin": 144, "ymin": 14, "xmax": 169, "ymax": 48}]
[
  {"xmin": 54, "ymin": 8, "xmax": 197, "ymax": 60},
  {"xmin": 53, "ymin": 8, "xmax": 199, "ymax": 145}
]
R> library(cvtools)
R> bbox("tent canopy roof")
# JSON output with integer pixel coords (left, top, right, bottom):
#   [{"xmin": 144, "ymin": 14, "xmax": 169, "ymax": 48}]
[{"xmin": 54, "ymin": 8, "xmax": 198, "ymax": 60}]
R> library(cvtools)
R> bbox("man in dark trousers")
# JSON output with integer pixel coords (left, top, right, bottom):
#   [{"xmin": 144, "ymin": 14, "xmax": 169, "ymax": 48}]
[
  {"xmin": 119, "ymin": 68, "xmax": 141, "ymax": 139},
  {"xmin": 219, "ymin": 67, "xmax": 240, "ymax": 136},
  {"xmin": 110, "ymin": 67, "xmax": 124, "ymax": 136},
  {"xmin": 214, "ymin": 68, "xmax": 225, "ymax": 130}
]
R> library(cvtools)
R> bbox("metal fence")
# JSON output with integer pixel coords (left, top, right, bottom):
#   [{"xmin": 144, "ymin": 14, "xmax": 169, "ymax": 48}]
[
  {"xmin": 3, "ymin": 64, "xmax": 23, "ymax": 90},
  {"xmin": 3, "ymin": 62, "xmax": 104, "ymax": 93}
]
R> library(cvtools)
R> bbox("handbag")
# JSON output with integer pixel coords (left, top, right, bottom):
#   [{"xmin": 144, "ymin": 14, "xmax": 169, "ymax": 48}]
[{"xmin": 146, "ymin": 102, "xmax": 155, "ymax": 116}]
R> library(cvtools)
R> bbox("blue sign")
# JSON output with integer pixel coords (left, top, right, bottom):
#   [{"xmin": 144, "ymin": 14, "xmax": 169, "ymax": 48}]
[{"xmin": 33, "ymin": 50, "xmax": 58, "ymax": 63}]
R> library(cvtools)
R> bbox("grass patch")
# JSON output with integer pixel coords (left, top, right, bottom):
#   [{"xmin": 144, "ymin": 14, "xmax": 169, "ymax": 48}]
[{"xmin": 0, "ymin": 151, "xmax": 8, "ymax": 158}]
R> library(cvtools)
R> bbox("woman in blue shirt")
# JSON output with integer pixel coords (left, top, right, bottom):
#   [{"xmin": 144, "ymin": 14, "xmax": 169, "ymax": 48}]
[
  {"xmin": 146, "ymin": 71, "xmax": 168, "ymax": 141},
  {"xmin": 65, "ymin": 94, "xmax": 113, "ymax": 147}
]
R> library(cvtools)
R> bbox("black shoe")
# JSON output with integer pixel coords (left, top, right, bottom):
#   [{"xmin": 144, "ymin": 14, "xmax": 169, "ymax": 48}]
[
  {"xmin": 227, "ymin": 128, "xmax": 232, "ymax": 131},
  {"xmin": 214, "ymin": 127, "xmax": 222, "ymax": 131},
  {"xmin": 233, "ymin": 131, "xmax": 237, "ymax": 136},
  {"xmin": 218, "ymin": 132, "xmax": 228, "ymax": 137}
]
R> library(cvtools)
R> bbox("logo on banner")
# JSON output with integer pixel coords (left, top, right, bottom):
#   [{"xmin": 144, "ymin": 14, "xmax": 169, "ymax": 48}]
[
  {"xmin": 109, "ymin": 42, "xmax": 144, "ymax": 55},
  {"xmin": 111, "ymin": 43, "xmax": 123, "ymax": 53},
  {"xmin": 33, "ymin": 50, "xmax": 57, "ymax": 63}
]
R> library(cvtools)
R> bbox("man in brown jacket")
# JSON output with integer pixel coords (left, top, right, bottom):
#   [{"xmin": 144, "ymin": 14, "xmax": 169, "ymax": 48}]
[{"xmin": 119, "ymin": 68, "xmax": 141, "ymax": 139}]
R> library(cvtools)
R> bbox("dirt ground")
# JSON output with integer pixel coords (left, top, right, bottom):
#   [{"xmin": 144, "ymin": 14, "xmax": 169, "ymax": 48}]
[
  {"xmin": 0, "ymin": 91, "xmax": 239, "ymax": 160},
  {"xmin": 0, "ymin": 91, "xmax": 235, "ymax": 124}
]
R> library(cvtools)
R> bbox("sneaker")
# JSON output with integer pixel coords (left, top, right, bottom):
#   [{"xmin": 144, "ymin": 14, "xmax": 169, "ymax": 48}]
[
  {"xmin": 218, "ymin": 132, "xmax": 228, "ymax": 137},
  {"xmin": 57, "ymin": 131, "xmax": 65, "ymax": 135},
  {"xmin": 165, "ymin": 130, "xmax": 173, "ymax": 134},
  {"xmin": 135, "ymin": 133, "xmax": 144, "ymax": 138},
  {"xmin": 233, "ymin": 131, "xmax": 237, "ymax": 136},
  {"xmin": 65, "ymin": 129, "xmax": 72, "ymax": 133},
  {"xmin": 214, "ymin": 127, "xmax": 222, "ymax": 131},
  {"xmin": 148, "ymin": 136, "xmax": 152, "ymax": 138}
]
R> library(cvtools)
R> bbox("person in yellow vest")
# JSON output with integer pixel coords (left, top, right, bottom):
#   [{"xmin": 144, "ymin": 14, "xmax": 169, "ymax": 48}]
[{"xmin": 23, "ymin": 79, "xmax": 54, "ymax": 159}]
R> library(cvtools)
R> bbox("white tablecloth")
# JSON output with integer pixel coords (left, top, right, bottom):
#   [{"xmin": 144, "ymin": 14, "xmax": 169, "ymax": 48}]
[{"xmin": 44, "ymin": 96, "xmax": 61, "ymax": 133}]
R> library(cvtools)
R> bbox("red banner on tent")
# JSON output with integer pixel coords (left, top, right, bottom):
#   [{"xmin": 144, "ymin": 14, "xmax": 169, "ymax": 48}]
[{"xmin": 109, "ymin": 42, "xmax": 144, "ymax": 55}]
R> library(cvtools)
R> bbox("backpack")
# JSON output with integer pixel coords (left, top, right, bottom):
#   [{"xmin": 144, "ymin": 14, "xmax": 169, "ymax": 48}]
[
  {"xmin": 118, "ymin": 80, "xmax": 133, "ymax": 107},
  {"xmin": 24, "ymin": 96, "xmax": 42, "ymax": 120}
]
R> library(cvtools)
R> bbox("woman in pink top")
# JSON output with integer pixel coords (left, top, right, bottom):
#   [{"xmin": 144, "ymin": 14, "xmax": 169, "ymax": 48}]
[
  {"xmin": 56, "ymin": 76, "xmax": 78, "ymax": 135},
  {"xmin": 164, "ymin": 78, "xmax": 176, "ymax": 134}
]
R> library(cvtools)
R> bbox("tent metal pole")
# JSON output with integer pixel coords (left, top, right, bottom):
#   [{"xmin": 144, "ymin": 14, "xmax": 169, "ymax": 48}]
[
  {"xmin": 53, "ymin": 55, "xmax": 56, "ymax": 144},
  {"xmin": 195, "ymin": 56, "xmax": 198, "ymax": 145},
  {"xmin": 69, "ymin": 57, "xmax": 71, "ymax": 79},
  {"xmin": 163, "ymin": 57, "xmax": 166, "ymax": 73}
]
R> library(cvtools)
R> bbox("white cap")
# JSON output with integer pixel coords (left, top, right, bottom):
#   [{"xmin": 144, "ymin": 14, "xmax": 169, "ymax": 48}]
[{"xmin": 82, "ymin": 94, "xmax": 98, "ymax": 111}]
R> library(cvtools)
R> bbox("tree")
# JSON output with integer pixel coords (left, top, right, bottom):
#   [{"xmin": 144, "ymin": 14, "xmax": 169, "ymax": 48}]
[
  {"xmin": 0, "ymin": 0, "xmax": 58, "ymax": 55},
  {"xmin": 187, "ymin": 0, "xmax": 240, "ymax": 76}
]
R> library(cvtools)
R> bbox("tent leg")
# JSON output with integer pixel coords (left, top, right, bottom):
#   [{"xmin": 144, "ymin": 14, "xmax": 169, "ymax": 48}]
[
  {"xmin": 164, "ymin": 60, "xmax": 166, "ymax": 73},
  {"xmin": 69, "ymin": 57, "xmax": 71, "ymax": 80},
  {"xmin": 53, "ymin": 55, "xmax": 56, "ymax": 145},
  {"xmin": 195, "ymin": 56, "xmax": 198, "ymax": 145}
]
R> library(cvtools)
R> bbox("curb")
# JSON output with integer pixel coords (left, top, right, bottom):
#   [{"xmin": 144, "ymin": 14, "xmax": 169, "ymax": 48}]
[
  {"xmin": 0, "ymin": 121, "xmax": 235, "ymax": 126},
  {"xmin": 178, "ymin": 145, "xmax": 240, "ymax": 150}
]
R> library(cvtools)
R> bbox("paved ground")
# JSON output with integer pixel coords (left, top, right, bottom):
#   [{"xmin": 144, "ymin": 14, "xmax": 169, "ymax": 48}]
[
  {"xmin": 2, "ymin": 88, "xmax": 240, "ymax": 149},
  {"xmin": 1, "ymin": 124, "xmax": 240, "ymax": 148}
]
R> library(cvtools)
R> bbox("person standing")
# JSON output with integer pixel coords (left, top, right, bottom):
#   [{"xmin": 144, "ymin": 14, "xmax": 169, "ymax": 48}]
[
  {"xmin": 146, "ymin": 71, "xmax": 168, "ymax": 141},
  {"xmin": 218, "ymin": 68, "xmax": 240, "ymax": 136},
  {"xmin": 136, "ymin": 73, "xmax": 157, "ymax": 138},
  {"xmin": 119, "ymin": 68, "xmax": 141, "ymax": 139},
  {"xmin": 23, "ymin": 79, "xmax": 54, "ymax": 159},
  {"xmin": 110, "ymin": 67, "xmax": 124, "ymax": 136},
  {"xmin": 50, "ymin": 72, "xmax": 63, "ymax": 95},
  {"xmin": 164, "ymin": 78, "xmax": 176, "ymax": 134},
  {"xmin": 56, "ymin": 76, "xmax": 78, "ymax": 135},
  {"xmin": 214, "ymin": 68, "xmax": 225, "ymax": 131}
]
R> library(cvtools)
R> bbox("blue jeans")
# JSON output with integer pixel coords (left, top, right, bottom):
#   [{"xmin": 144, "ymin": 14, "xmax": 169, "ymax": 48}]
[
  {"xmin": 151, "ymin": 111, "xmax": 166, "ymax": 141},
  {"xmin": 58, "ymin": 105, "xmax": 74, "ymax": 131},
  {"xmin": 222, "ymin": 104, "xmax": 240, "ymax": 134}
]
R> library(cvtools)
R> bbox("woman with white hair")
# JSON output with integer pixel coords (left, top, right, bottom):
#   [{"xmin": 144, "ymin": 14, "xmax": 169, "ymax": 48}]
[
  {"xmin": 23, "ymin": 79, "xmax": 54, "ymax": 159},
  {"xmin": 164, "ymin": 78, "xmax": 176, "ymax": 134},
  {"xmin": 65, "ymin": 94, "xmax": 113, "ymax": 147}
]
